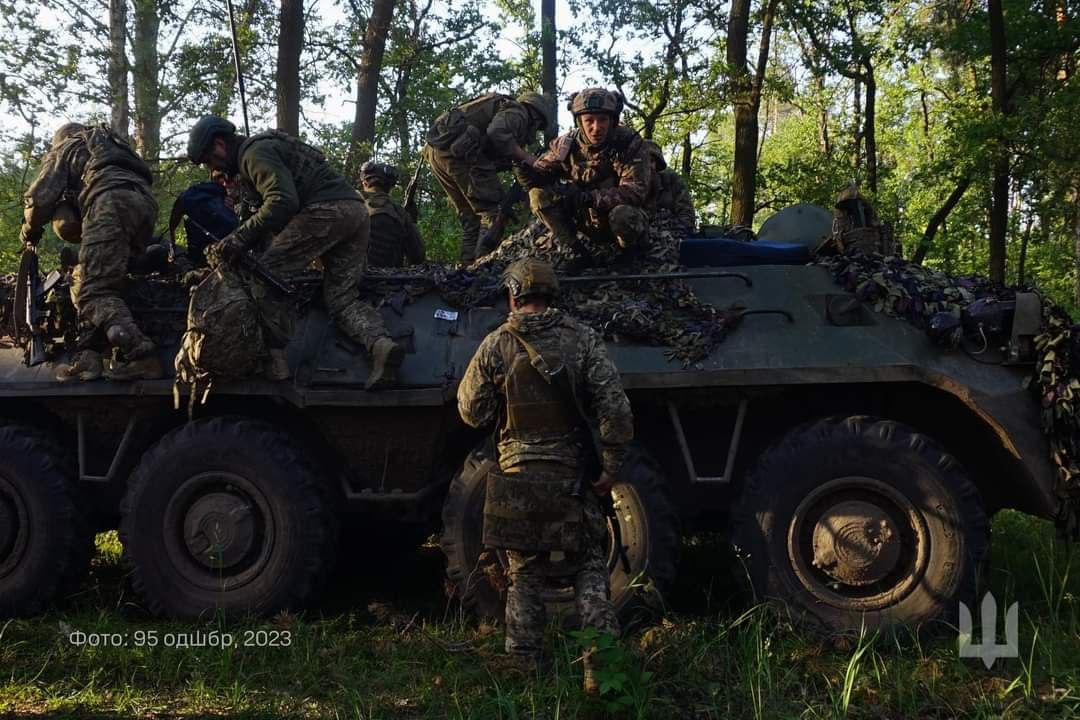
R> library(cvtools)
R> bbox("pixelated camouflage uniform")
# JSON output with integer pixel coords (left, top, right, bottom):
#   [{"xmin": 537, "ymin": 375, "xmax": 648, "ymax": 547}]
[
  {"xmin": 655, "ymin": 170, "xmax": 695, "ymax": 232},
  {"xmin": 362, "ymin": 188, "xmax": 426, "ymax": 267},
  {"xmin": 526, "ymin": 126, "xmax": 656, "ymax": 261},
  {"xmin": 20, "ymin": 125, "xmax": 158, "ymax": 356},
  {"xmin": 425, "ymin": 93, "xmax": 544, "ymax": 261},
  {"xmin": 229, "ymin": 130, "xmax": 391, "ymax": 352},
  {"xmin": 457, "ymin": 307, "xmax": 634, "ymax": 658}
]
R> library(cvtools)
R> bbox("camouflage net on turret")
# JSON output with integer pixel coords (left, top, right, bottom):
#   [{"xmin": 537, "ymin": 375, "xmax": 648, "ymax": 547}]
[
  {"xmin": 818, "ymin": 251, "xmax": 1080, "ymax": 537},
  {"xmin": 366, "ymin": 212, "xmax": 746, "ymax": 365}
]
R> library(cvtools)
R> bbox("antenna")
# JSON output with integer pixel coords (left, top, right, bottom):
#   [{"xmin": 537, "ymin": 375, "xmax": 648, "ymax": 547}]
[{"xmin": 225, "ymin": 0, "xmax": 250, "ymax": 135}]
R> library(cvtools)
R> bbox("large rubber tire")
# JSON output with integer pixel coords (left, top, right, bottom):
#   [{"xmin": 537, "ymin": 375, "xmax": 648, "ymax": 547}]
[
  {"xmin": 441, "ymin": 445, "xmax": 679, "ymax": 625},
  {"xmin": 0, "ymin": 424, "xmax": 93, "ymax": 618},
  {"xmin": 120, "ymin": 416, "xmax": 335, "ymax": 619},
  {"xmin": 731, "ymin": 415, "xmax": 990, "ymax": 631}
]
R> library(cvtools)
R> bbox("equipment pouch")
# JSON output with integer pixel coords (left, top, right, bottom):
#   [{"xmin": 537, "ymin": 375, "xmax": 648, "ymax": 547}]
[
  {"xmin": 449, "ymin": 125, "xmax": 483, "ymax": 163},
  {"xmin": 426, "ymin": 109, "xmax": 467, "ymax": 150},
  {"xmin": 483, "ymin": 469, "xmax": 584, "ymax": 552}
]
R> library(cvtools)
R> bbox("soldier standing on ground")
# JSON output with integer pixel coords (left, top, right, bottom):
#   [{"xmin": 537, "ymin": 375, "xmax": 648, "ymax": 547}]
[
  {"xmin": 643, "ymin": 140, "xmax": 695, "ymax": 234},
  {"xmin": 359, "ymin": 161, "xmax": 426, "ymax": 268},
  {"xmin": 186, "ymin": 116, "xmax": 404, "ymax": 389},
  {"xmin": 20, "ymin": 122, "xmax": 163, "ymax": 382},
  {"xmin": 456, "ymin": 258, "xmax": 633, "ymax": 692},
  {"xmin": 425, "ymin": 91, "xmax": 553, "ymax": 262},
  {"xmin": 522, "ymin": 88, "xmax": 656, "ymax": 266}
]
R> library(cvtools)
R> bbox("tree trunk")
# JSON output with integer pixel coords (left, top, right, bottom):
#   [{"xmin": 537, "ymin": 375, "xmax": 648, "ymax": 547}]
[
  {"xmin": 681, "ymin": 133, "xmax": 692, "ymax": 178},
  {"xmin": 349, "ymin": 0, "xmax": 396, "ymax": 174},
  {"xmin": 988, "ymin": 0, "xmax": 1009, "ymax": 284},
  {"xmin": 276, "ymin": 0, "xmax": 303, "ymax": 135},
  {"xmin": 863, "ymin": 61, "xmax": 877, "ymax": 194},
  {"xmin": 132, "ymin": 0, "xmax": 160, "ymax": 165},
  {"xmin": 541, "ymin": 0, "xmax": 557, "ymax": 143},
  {"xmin": 1073, "ymin": 189, "xmax": 1080, "ymax": 305},
  {"xmin": 1017, "ymin": 215, "xmax": 1033, "ymax": 286},
  {"xmin": 913, "ymin": 175, "xmax": 971, "ymax": 264},
  {"xmin": 107, "ymin": 0, "xmax": 129, "ymax": 138},
  {"xmin": 852, "ymin": 77, "xmax": 862, "ymax": 175},
  {"xmin": 728, "ymin": 0, "xmax": 777, "ymax": 227}
]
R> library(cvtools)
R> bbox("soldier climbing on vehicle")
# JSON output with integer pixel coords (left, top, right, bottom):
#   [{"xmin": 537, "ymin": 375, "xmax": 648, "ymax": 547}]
[
  {"xmin": 184, "ymin": 116, "xmax": 404, "ymax": 389},
  {"xmin": 425, "ymin": 91, "xmax": 554, "ymax": 261},
  {"xmin": 520, "ymin": 88, "xmax": 657, "ymax": 268},
  {"xmin": 19, "ymin": 122, "xmax": 163, "ymax": 382},
  {"xmin": 821, "ymin": 182, "xmax": 898, "ymax": 257},
  {"xmin": 359, "ymin": 161, "xmax": 426, "ymax": 268},
  {"xmin": 643, "ymin": 139, "xmax": 695, "ymax": 234},
  {"xmin": 456, "ymin": 258, "xmax": 633, "ymax": 692}
]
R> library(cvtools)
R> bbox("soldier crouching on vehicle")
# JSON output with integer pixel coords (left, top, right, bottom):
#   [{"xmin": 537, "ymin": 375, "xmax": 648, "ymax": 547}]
[
  {"xmin": 522, "ymin": 88, "xmax": 655, "ymax": 266},
  {"xmin": 425, "ymin": 91, "xmax": 554, "ymax": 261},
  {"xmin": 20, "ymin": 122, "xmax": 163, "ymax": 382},
  {"xmin": 456, "ymin": 258, "xmax": 633, "ymax": 692},
  {"xmin": 643, "ymin": 139, "xmax": 696, "ymax": 234},
  {"xmin": 359, "ymin": 161, "xmax": 426, "ymax": 268},
  {"xmin": 186, "ymin": 116, "xmax": 404, "ymax": 389}
]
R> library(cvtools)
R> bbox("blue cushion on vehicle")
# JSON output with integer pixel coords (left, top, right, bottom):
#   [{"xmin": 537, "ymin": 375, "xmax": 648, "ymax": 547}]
[{"xmin": 679, "ymin": 238, "xmax": 812, "ymax": 267}]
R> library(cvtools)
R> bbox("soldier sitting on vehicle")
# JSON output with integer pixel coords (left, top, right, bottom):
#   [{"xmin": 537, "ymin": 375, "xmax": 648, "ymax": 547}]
[
  {"xmin": 165, "ymin": 171, "xmax": 239, "ymax": 269},
  {"xmin": 425, "ymin": 91, "xmax": 554, "ymax": 262},
  {"xmin": 823, "ymin": 183, "xmax": 898, "ymax": 257},
  {"xmin": 457, "ymin": 258, "xmax": 633, "ymax": 692},
  {"xmin": 186, "ymin": 116, "xmax": 404, "ymax": 389},
  {"xmin": 359, "ymin": 161, "xmax": 426, "ymax": 268},
  {"xmin": 522, "ymin": 88, "xmax": 656, "ymax": 267},
  {"xmin": 19, "ymin": 122, "xmax": 163, "ymax": 382},
  {"xmin": 643, "ymin": 140, "xmax": 695, "ymax": 234}
]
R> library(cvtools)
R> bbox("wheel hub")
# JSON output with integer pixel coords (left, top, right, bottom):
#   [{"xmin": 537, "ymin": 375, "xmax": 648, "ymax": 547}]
[
  {"xmin": 183, "ymin": 491, "xmax": 256, "ymax": 570},
  {"xmin": 810, "ymin": 500, "xmax": 901, "ymax": 587}
]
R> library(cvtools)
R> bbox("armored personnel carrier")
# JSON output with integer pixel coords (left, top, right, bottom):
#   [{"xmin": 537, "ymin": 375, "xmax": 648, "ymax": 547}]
[{"xmin": 0, "ymin": 208, "xmax": 1059, "ymax": 633}]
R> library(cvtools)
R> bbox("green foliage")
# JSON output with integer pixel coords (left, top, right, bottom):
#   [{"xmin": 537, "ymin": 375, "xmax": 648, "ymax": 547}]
[{"xmin": 568, "ymin": 626, "xmax": 653, "ymax": 715}]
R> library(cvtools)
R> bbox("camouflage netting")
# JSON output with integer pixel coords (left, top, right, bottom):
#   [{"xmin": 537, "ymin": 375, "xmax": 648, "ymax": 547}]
[
  {"xmin": 817, "ymin": 251, "xmax": 1080, "ymax": 537},
  {"xmin": 365, "ymin": 211, "xmax": 746, "ymax": 365}
]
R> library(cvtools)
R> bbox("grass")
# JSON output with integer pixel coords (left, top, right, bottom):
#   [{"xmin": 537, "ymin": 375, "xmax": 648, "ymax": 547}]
[{"xmin": 1, "ymin": 510, "xmax": 1079, "ymax": 719}]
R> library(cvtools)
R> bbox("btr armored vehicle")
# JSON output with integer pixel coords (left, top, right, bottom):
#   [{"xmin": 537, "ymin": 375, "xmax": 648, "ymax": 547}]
[{"xmin": 0, "ymin": 208, "xmax": 1057, "ymax": 632}]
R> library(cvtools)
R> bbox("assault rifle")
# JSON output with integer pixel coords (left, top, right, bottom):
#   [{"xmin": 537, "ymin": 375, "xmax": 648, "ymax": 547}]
[
  {"xmin": 13, "ymin": 248, "xmax": 47, "ymax": 367},
  {"xmin": 403, "ymin": 162, "xmax": 424, "ymax": 222},
  {"xmin": 476, "ymin": 181, "xmax": 527, "ymax": 257},
  {"xmin": 184, "ymin": 217, "xmax": 297, "ymax": 296}
]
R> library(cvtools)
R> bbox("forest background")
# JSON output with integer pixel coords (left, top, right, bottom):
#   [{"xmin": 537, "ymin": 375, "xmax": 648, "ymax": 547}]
[{"xmin": 0, "ymin": 0, "xmax": 1077, "ymax": 309}]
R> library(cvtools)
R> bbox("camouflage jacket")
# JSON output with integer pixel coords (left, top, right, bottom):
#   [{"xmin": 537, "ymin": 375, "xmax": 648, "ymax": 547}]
[
  {"xmin": 21, "ymin": 126, "xmax": 153, "ymax": 245},
  {"xmin": 429, "ymin": 93, "xmax": 540, "ymax": 163},
  {"xmin": 532, "ymin": 126, "xmax": 655, "ymax": 212},
  {"xmin": 656, "ymin": 169, "xmax": 695, "ymax": 230},
  {"xmin": 458, "ymin": 307, "xmax": 634, "ymax": 474},
  {"xmin": 232, "ymin": 130, "xmax": 361, "ymax": 247},
  {"xmin": 363, "ymin": 189, "xmax": 425, "ymax": 267}
]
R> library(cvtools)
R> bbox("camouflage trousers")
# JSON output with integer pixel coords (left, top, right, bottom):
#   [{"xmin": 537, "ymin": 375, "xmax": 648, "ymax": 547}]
[
  {"xmin": 254, "ymin": 199, "xmax": 389, "ymax": 352},
  {"xmin": 425, "ymin": 145, "xmax": 502, "ymax": 262},
  {"xmin": 503, "ymin": 498, "xmax": 619, "ymax": 658},
  {"xmin": 71, "ymin": 187, "xmax": 158, "ymax": 349},
  {"xmin": 528, "ymin": 188, "xmax": 649, "ymax": 263}
]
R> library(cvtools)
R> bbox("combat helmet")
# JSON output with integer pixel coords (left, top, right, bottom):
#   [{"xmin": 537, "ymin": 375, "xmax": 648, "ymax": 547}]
[
  {"xmin": 51, "ymin": 122, "xmax": 86, "ymax": 146},
  {"xmin": 517, "ymin": 92, "xmax": 554, "ymax": 132},
  {"xmin": 503, "ymin": 258, "xmax": 559, "ymax": 300},
  {"xmin": 568, "ymin": 88, "xmax": 624, "ymax": 124},
  {"xmin": 187, "ymin": 116, "xmax": 236, "ymax": 163},
  {"xmin": 360, "ymin": 161, "xmax": 400, "ymax": 188}
]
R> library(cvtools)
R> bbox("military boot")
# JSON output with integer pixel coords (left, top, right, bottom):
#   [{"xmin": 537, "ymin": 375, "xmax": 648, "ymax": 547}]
[
  {"xmin": 264, "ymin": 348, "xmax": 291, "ymax": 381},
  {"xmin": 55, "ymin": 349, "xmax": 103, "ymax": 382},
  {"xmin": 365, "ymin": 337, "xmax": 405, "ymax": 390},
  {"xmin": 103, "ymin": 323, "xmax": 164, "ymax": 381}
]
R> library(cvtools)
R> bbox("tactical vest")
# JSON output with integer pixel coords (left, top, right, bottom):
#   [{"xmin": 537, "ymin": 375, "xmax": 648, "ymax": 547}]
[
  {"xmin": 365, "ymin": 191, "xmax": 410, "ymax": 267},
  {"xmin": 481, "ymin": 322, "xmax": 586, "ymax": 552},
  {"xmin": 237, "ymin": 130, "xmax": 353, "ymax": 211},
  {"xmin": 426, "ymin": 93, "xmax": 518, "ymax": 151},
  {"xmin": 77, "ymin": 125, "xmax": 154, "ymax": 210},
  {"xmin": 569, "ymin": 127, "xmax": 643, "ymax": 191}
]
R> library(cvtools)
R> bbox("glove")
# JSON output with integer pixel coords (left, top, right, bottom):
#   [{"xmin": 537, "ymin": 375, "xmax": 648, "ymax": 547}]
[
  {"xmin": 557, "ymin": 184, "xmax": 593, "ymax": 216},
  {"xmin": 19, "ymin": 223, "xmax": 40, "ymax": 250},
  {"xmin": 206, "ymin": 233, "xmax": 246, "ymax": 269}
]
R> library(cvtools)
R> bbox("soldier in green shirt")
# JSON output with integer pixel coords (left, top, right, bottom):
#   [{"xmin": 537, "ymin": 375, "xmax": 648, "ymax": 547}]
[
  {"xmin": 186, "ymin": 117, "xmax": 404, "ymax": 390},
  {"xmin": 359, "ymin": 161, "xmax": 425, "ymax": 268},
  {"xmin": 425, "ymin": 92, "xmax": 553, "ymax": 261}
]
